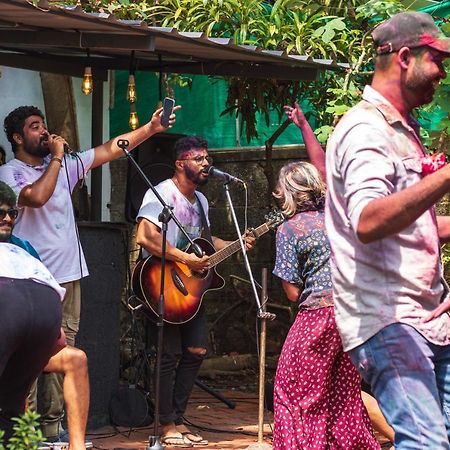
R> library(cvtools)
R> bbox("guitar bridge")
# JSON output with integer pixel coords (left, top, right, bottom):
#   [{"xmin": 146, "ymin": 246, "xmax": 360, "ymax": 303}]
[{"xmin": 171, "ymin": 268, "xmax": 188, "ymax": 296}]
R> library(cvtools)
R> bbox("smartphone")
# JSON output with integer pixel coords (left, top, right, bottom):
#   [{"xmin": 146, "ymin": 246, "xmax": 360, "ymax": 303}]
[{"xmin": 160, "ymin": 97, "xmax": 175, "ymax": 127}]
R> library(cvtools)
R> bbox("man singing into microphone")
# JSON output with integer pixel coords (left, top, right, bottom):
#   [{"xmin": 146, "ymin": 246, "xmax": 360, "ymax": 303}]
[
  {"xmin": 0, "ymin": 104, "xmax": 178, "ymax": 441},
  {"xmin": 136, "ymin": 135, "xmax": 255, "ymax": 447}
]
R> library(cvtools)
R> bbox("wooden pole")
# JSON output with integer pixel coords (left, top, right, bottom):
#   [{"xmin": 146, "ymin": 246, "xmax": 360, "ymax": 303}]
[
  {"xmin": 246, "ymin": 268, "xmax": 273, "ymax": 450},
  {"xmin": 258, "ymin": 268, "xmax": 268, "ymax": 443}
]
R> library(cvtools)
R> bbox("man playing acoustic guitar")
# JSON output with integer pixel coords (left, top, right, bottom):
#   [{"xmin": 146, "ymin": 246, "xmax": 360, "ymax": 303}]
[{"xmin": 136, "ymin": 135, "xmax": 255, "ymax": 447}]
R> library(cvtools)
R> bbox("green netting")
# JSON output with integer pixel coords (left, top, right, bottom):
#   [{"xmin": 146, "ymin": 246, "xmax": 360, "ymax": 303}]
[
  {"xmin": 110, "ymin": 71, "xmax": 306, "ymax": 148},
  {"xmin": 420, "ymin": 0, "xmax": 450, "ymax": 17},
  {"xmin": 417, "ymin": 1, "xmax": 450, "ymax": 132},
  {"xmin": 110, "ymin": 1, "xmax": 450, "ymax": 145}
]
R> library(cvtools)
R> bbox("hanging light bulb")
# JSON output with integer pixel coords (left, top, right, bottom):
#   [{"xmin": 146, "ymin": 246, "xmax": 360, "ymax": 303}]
[
  {"xmin": 81, "ymin": 66, "xmax": 93, "ymax": 95},
  {"xmin": 127, "ymin": 74, "xmax": 137, "ymax": 103},
  {"xmin": 129, "ymin": 103, "xmax": 139, "ymax": 130}
]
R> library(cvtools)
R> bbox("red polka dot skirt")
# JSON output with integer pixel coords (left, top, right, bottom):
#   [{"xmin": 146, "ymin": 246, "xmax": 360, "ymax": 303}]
[{"xmin": 273, "ymin": 306, "xmax": 380, "ymax": 450}]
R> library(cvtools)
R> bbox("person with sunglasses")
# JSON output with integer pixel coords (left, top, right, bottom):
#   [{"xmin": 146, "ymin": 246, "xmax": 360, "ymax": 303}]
[
  {"xmin": 0, "ymin": 179, "xmax": 63, "ymax": 440},
  {"xmin": 0, "ymin": 180, "xmax": 91, "ymax": 450},
  {"xmin": 1, "ymin": 208, "xmax": 39, "ymax": 259},
  {"xmin": 136, "ymin": 135, "xmax": 255, "ymax": 447}
]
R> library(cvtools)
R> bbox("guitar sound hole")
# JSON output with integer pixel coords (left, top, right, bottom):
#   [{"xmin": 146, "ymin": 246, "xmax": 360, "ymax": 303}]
[{"xmin": 171, "ymin": 268, "xmax": 188, "ymax": 295}]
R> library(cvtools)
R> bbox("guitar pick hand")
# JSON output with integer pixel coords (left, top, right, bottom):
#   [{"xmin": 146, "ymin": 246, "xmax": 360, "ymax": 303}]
[{"xmin": 184, "ymin": 252, "xmax": 210, "ymax": 271}]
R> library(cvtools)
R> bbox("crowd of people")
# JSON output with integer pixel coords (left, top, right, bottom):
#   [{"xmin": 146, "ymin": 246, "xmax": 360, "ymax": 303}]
[
  {"xmin": 0, "ymin": 103, "xmax": 179, "ymax": 447},
  {"xmin": 1, "ymin": 9, "xmax": 450, "ymax": 450}
]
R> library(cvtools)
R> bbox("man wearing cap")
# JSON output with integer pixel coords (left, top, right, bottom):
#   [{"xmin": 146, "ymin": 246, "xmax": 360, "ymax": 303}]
[{"xmin": 326, "ymin": 11, "xmax": 450, "ymax": 449}]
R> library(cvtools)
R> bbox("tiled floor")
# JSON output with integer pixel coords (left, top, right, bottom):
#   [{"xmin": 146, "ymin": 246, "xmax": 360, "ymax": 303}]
[{"xmin": 89, "ymin": 384, "xmax": 391, "ymax": 449}]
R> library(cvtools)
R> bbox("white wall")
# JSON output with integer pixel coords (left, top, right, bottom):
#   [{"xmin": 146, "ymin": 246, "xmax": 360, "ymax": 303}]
[
  {"xmin": 0, "ymin": 67, "xmax": 111, "ymax": 221},
  {"xmin": 0, "ymin": 67, "xmax": 45, "ymax": 160}
]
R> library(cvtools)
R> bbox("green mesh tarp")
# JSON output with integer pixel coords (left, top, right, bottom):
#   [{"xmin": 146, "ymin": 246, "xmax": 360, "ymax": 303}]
[
  {"xmin": 110, "ymin": 71, "xmax": 305, "ymax": 148},
  {"xmin": 420, "ymin": 0, "xmax": 450, "ymax": 17},
  {"xmin": 110, "ymin": 2, "xmax": 450, "ymax": 146},
  {"xmin": 417, "ymin": 1, "xmax": 450, "ymax": 132}
]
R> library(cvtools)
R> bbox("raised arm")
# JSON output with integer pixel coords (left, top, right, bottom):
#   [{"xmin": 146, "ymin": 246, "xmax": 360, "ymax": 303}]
[
  {"xmin": 91, "ymin": 106, "xmax": 180, "ymax": 169},
  {"xmin": 285, "ymin": 102, "xmax": 326, "ymax": 179}
]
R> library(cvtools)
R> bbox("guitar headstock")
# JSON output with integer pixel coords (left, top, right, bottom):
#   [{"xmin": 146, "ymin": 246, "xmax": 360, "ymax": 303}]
[{"xmin": 264, "ymin": 210, "xmax": 285, "ymax": 229}]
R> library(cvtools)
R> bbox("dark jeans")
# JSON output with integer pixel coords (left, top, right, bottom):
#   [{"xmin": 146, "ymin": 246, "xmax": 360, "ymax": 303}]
[
  {"xmin": 0, "ymin": 278, "xmax": 62, "ymax": 440},
  {"xmin": 150, "ymin": 305, "xmax": 208, "ymax": 425}
]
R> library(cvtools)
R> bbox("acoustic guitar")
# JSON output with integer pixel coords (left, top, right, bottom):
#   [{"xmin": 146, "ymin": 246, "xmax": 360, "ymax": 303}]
[{"xmin": 132, "ymin": 211, "xmax": 284, "ymax": 324}]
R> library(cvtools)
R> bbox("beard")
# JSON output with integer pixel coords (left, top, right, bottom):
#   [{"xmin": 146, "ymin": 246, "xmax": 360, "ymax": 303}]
[
  {"xmin": 405, "ymin": 66, "xmax": 437, "ymax": 107},
  {"xmin": 185, "ymin": 165, "xmax": 208, "ymax": 186},
  {"xmin": 24, "ymin": 136, "xmax": 50, "ymax": 158},
  {"xmin": 0, "ymin": 225, "xmax": 12, "ymax": 242}
]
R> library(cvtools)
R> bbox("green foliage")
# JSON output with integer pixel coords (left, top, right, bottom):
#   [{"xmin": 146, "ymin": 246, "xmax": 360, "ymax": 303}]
[
  {"xmin": 356, "ymin": 0, "xmax": 404, "ymax": 19},
  {"xmin": 0, "ymin": 410, "xmax": 43, "ymax": 450},
  {"xmin": 47, "ymin": 0, "xmax": 450, "ymax": 149},
  {"xmin": 443, "ymin": 243, "xmax": 450, "ymax": 271},
  {"xmin": 139, "ymin": 0, "xmax": 399, "ymax": 142}
]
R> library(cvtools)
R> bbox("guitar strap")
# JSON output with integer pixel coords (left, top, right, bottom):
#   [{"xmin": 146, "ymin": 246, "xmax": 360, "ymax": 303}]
[{"xmin": 195, "ymin": 193, "xmax": 213, "ymax": 244}]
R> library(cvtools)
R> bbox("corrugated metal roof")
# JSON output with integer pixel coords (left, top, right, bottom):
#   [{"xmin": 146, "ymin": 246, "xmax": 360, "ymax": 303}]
[{"xmin": 0, "ymin": 0, "xmax": 347, "ymax": 81}]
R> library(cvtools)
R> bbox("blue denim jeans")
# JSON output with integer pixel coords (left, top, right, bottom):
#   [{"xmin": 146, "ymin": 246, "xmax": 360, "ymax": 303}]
[{"xmin": 349, "ymin": 323, "xmax": 450, "ymax": 450}]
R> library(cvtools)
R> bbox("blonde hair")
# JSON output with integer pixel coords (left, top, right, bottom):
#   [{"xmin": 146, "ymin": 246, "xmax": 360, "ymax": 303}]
[{"xmin": 273, "ymin": 161, "xmax": 326, "ymax": 219}]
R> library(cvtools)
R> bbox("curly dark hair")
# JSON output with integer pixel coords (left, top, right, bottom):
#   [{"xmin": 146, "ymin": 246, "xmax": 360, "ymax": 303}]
[
  {"xmin": 0, "ymin": 181, "xmax": 16, "ymax": 208},
  {"xmin": 4, "ymin": 106, "xmax": 44, "ymax": 154},
  {"xmin": 173, "ymin": 136, "xmax": 208, "ymax": 160}
]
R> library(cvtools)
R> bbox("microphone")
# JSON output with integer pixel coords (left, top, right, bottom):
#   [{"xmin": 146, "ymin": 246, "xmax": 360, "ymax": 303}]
[
  {"xmin": 63, "ymin": 144, "xmax": 74, "ymax": 154},
  {"xmin": 206, "ymin": 166, "xmax": 245, "ymax": 185}
]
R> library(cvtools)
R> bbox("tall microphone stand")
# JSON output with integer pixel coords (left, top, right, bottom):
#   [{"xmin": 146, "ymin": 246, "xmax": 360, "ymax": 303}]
[
  {"xmin": 222, "ymin": 180, "xmax": 275, "ymax": 450},
  {"xmin": 222, "ymin": 182, "xmax": 264, "ymax": 312},
  {"xmin": 117, "ymin": 140, "xmax": 203, "ymax": 450}
]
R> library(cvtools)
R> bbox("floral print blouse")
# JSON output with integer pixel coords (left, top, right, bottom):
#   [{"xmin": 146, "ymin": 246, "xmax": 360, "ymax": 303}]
[{"xmin": 273, "ymin": 210, "xmax": 333, "ymax": 305}]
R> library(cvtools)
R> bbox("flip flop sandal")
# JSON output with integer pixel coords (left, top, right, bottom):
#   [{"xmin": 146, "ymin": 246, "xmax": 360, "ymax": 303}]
[
  {"xmin": 161, "ymin": 434, "xmax": 193, "ymax": 448},
  {"xmin": 182, "ymin": 432, "xmax": 209, "ymax": 446}
]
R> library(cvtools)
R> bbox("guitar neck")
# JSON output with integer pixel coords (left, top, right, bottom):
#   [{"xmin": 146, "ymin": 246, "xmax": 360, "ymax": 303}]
[{"xmin": 209, "ymin": 222, "xmax": 271, "ymax": 267}]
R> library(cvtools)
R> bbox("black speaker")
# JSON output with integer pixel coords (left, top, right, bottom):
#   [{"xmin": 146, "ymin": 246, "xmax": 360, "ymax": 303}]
[
  {"xmin": 125, "ymin": 133, "xmax": 185, "ymax": 222},
  {"xmin": 77, "ymin": 223, "xmax": 128, "ymax": 429}
]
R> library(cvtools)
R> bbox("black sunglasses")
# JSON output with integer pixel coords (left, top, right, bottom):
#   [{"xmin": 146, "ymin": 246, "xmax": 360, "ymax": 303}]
[{"xmin": 0, "ymin": 208, "xmax": 19, "ymax": 220}]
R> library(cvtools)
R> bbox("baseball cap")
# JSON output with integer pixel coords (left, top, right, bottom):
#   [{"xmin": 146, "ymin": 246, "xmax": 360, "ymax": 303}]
[{"xmin": 372, "ymin": 11, "xmax": 450, "ymax": 55}]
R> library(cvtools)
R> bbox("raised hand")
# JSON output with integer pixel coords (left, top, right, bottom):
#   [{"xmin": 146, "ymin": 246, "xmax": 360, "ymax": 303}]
[
  {"xmin": 284, "ymin": 101, "xmax": 308, "ymax": 129},
  {"xmin": 149, "ymin": 105, "xmax": 182, "ymax": 134}
]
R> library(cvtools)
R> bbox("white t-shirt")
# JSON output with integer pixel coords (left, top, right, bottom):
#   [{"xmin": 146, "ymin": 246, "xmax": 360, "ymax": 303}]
[
  {"xmin": 136, "ymin": 178, "xmax": 210, "ymax": 256},
  {"xmin": 0, "ymin": 243, "xmax": 66, "ymax": 300},
  {"xmin": 0, "ymin": 150, "xmax": 95, "ymax": 283}
]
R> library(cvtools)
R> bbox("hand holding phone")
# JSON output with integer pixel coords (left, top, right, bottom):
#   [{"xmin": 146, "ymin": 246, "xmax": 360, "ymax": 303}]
[{"xmin": 160, "ymin": 97, "xmax": 175, "ymax": 127}]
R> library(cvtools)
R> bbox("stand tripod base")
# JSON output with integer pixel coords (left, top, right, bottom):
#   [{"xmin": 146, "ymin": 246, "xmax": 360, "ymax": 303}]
[{"xmin": 146, "ymin": 435, "xmax": 163, "ymax": 450}]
